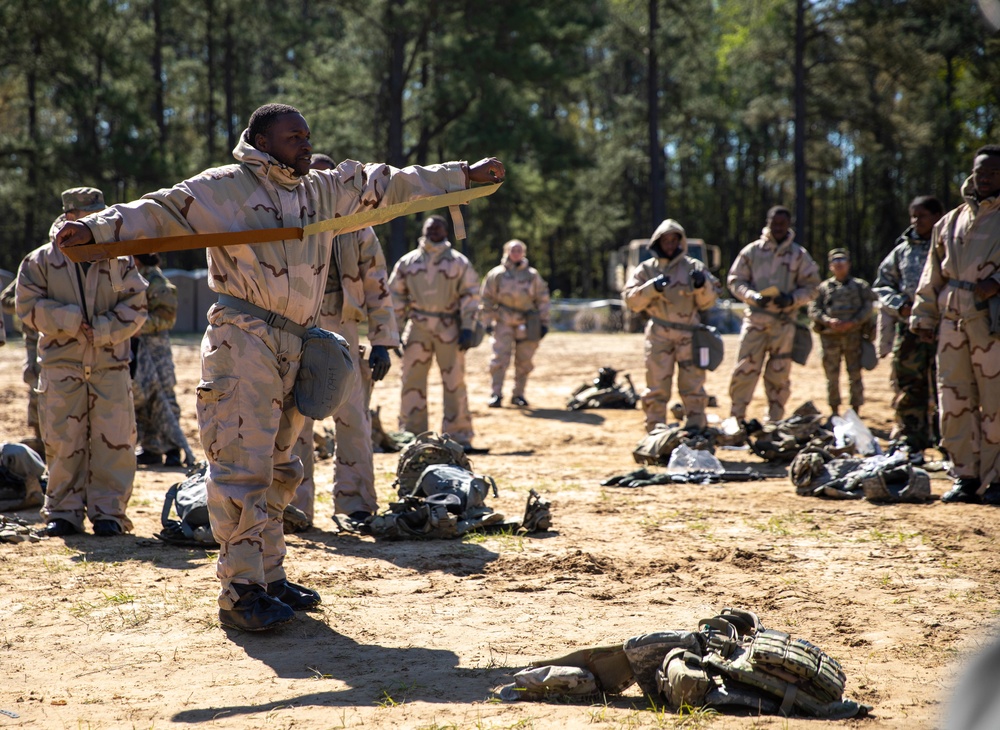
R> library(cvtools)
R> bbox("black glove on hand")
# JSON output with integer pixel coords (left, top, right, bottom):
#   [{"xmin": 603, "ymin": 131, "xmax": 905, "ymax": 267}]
[
  {"xmin": 458, "ymin": 328, "xmax": 475, "ymax": 351},
  {"xmin": 485, "ymin": 324, "xmax": 494, "ymax": 335},
  {"xmin": 749, "ymin": 292, "xmax": 771, "ymax": 307},
  {"xmin": 690, "ymin": 270, "xmax": 706, "ymax": 289},
  {"xmin": 653, "ymin": 274, "xmax": 670, "ymax": 292},
  {"xmin": 368, "ymin": 345, "xmax": 391, "ymax": 382},
  {"xmin": 540, "ymin": 325, "xmax": 549, "ymax": 339},
  {"xmin": 773, "ymin": 292, "xmax": 794, "ymax": 308}
]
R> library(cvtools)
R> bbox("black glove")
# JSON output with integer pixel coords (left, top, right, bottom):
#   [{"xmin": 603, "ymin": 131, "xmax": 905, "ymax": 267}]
[
  {"xmin": 690, "ymin": 270, "xmax": 706, "ymax": 289},
  {"xmin": 485, "ymin": 324, "xmax": 494, "ymax": 335},
  {"xmin": 773, "ymin": 292, "xmax": 794, "ymax": 308},
  {"xmin": 458, "ymin": 328, "xmax": 475, "ymax": 351},
  {"xmin": 368, "ymin": 345, "xmax": 391, "ymax": 382},
  {"xmin": 748, "ymin": 292, "xmax": 771, "ymax": 307},
  {"xmin": 540, "ymin": 325, "xmax": 549, "ymax": 339},
  {"xmin": 653, "ymin": 274, "xmax": 670, "ymax": 292}
]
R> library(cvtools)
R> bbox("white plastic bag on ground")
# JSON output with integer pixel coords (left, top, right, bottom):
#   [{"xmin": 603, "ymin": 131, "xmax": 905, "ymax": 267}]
[
  {"xmin": 666, "ymin": 444, "xmax": 725, "ymax": 474},
  {"xmin": 834, "ymin": 408, "xmax": 881, "ymax": 456}
]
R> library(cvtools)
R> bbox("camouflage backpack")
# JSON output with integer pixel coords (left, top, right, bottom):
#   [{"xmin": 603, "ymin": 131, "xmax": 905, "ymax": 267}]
[
  {"xmin": 393, "ymin": 431, "xmax": 472, "ymax": 498},
  {"xmin": 632, "ymin": 425, "xmax": 718, "ymax": 466}
]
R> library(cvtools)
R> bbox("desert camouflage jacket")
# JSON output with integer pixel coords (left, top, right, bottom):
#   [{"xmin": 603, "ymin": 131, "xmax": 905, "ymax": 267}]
[
  {"xmin": 16, "ymin": 243, "xmax": 147, "ymax": 369},
  {"xmin": 912, "ymin": 176, "xmax": 1000, "ymax": 329},
  {"xmin": 389, "ymin": 237, "xmax": 481, "ymax": 333},
  {"xmin": 873, "ymin": 227, "xmax": 931, "ymax": 317},
  {"xmin": 624, "ymin": 222, "xmax": 719, "ymax": 327},
  {"xmin": 320, "ymin": 227, "xmax": 399, "ymax": 347},
  {"xmin": 480, "ymin": 257, "xmax": 551, "ymax": 328},
  {"xmin": 809, "ymin": 276, "xmax": 875, "ymax": 334},
  {"xmin": 81, "ymin": 135, "xmax": 467, "ymax": 348},
  {"xmin": 138, "ymin": 264, "xmax": 178, "ymax": 335},
  {"xmin": 728, "ymin": 228, "xmax": 820, "ymax": 317}
]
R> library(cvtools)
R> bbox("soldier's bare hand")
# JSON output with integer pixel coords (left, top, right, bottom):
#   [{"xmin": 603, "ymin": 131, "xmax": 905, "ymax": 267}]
[
  {"xmin": 55, "ymin": 221, "xmax": 95, "ymax": 249},
  {"xmin": 899, "ymin": 303, "xmax": 912, "ymax": 318},
  {"xmin": 80, "ymin": 322, "xmax": 94, "ymax": 343},
  {"xmin": 974, "ymin": 277, "xmax": 1000, "ymax": 300},
  {"xmin": 469, "ymin": 158, "xmax": 505, "ymax": 184}
]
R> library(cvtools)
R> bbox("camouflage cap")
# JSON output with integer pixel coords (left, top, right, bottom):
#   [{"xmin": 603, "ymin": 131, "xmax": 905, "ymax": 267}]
[
  {"xmin": 828, "ymin": 248, "xmax": 849, "ymax": 263},
  {"xmin": 61, "ymin": 187, "xmax": 106, "ymax": 213}
]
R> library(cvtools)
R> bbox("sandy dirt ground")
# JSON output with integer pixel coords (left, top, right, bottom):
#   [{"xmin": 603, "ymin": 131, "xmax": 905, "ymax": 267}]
[{"xmin": 1, "ymin": 330, "xmax": 997, "ymax": 730}]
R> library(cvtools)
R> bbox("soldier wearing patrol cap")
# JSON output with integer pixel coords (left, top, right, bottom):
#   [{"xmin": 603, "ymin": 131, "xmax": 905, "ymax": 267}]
[
  {"xmin": 15, "ymin": 187, "xmax": 148, "ymax": 537},
  {"xmin": 808, "ymin": 248, "xmax": 876, "ymax": 416}
]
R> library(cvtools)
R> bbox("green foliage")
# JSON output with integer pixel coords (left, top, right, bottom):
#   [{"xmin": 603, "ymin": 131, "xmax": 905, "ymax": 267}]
[{"xmin": 0, "ymin": 0, "xmax": 996, "ymax": 288}]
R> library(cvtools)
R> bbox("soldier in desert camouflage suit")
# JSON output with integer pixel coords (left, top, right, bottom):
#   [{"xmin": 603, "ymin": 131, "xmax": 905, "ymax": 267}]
[
  {"xmin": 809, "ymin": 249, "xmax": 876, "ymax": 416},
  {"xmin": 622, "ymin": 219, "xmax": 720, "ymax": 432},
  {"xmin": 728, "ymin": 206, "xmax": 820, "ymax": 422},
  {"xmin": 17, "ymin": 187, "xmax": 148, "ymax": 537},
  {"xmin": 291, "ymin": 154, "xmax": 398, "ymax": 531},
  {"xmin": 389, "ymin": 215, "xmax": 481, "ymax": 448},
  {"xmin": 480, "ymin": 239, "xmax": 550, "ymax": 409},
  {"xmin": 56, "ymin": 103, "xmax": 504, "ymax": 631},
  {"xmin": 874, "ymin": 196, "xmax": 944, "ymax": 459},
  {"xmin": 1, "ymin": 264, "xmax": 43, "ymax": 453},
  {"xmin": 132, "ymin": 253, "xmax": 185, "ymax": 466},
  {"xmin": 911, "ymin": 145, "xmax": 1000, "ymax": 504}
]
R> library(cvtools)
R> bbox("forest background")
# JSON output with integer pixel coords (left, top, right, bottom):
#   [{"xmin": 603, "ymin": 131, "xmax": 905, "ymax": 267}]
[{"xmin": 1, "ymin": 0, "xmax": 998, "ymax": 296}]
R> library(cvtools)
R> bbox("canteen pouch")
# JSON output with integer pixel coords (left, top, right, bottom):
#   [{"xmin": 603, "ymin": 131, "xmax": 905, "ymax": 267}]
[
  {"xmin": 294, "ymin": 327, "xmax": 356, "ymax": 420},
  {"xmin": 692, "ymin": 326, "xmax": 724, "ymax": 370},
  {"xmin": 525, "ymin": 310, "xmax": 543, "ymax": 342},
  {"xmin": 792, "ymin": 323, "xmax": 813, "ymax": 365}
]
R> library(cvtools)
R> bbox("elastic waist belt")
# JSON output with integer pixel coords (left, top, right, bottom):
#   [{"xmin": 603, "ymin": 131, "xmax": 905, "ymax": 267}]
[
  {"xmin": 410, "ymin": 307, "xmax": 459, "ymax": 319},
  {"xmin": 217, "ymin": 294, "xmax": 309, "ymax": 338},
  {"xmin": 649, "ymin": 315, "xmax": 700, "ymax": 332},
  {"xmin": 947, "ymin": 279, "xmax": 976, "ymax": 291}
]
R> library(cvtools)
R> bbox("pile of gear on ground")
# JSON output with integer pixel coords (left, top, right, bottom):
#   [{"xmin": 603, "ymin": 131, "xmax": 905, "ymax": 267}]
[{"xmin": 499, "ymin": 607, "xmax": 871, "ymax": 720}]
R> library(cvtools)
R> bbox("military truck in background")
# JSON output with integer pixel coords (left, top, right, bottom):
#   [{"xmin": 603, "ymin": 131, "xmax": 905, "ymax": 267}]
[{"xmin": 608, "ymin": 237, "xmax": 744, "ymax": 333}]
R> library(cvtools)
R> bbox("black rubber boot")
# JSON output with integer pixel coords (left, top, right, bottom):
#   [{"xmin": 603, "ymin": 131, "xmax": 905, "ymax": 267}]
[{"xmin": 219, "ymin": 584, "xmax": 295, "ymax": 631}]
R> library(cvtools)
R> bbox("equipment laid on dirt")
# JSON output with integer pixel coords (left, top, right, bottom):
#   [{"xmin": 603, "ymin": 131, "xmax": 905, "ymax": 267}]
[
  {"xmin": 632, "ymin": 424, "xmax": 718, "ymax": 465},
  {"xmin": 601, "ymin": 466, "xmax": 766, "ymax": 487},
  {"xmin": 0, "ymin": 442, "xmax": 46, "ymax": 512},
  {"xmin": 566, "ymin": 367, "xmax": 638, "ymax": 410},
  {"xmin": 791, "ymin": 448, "xmax": 932, "ymax": 502},
  {"xmin": 0, "ymin": 514, "xmax": 46, "ymax": 543},
  {"xmin": 499, "ymin": 607, "xmax": 870, "ymax": 720},
  {"xmin": 744, "ymin": 402, "xmax": 856, "ymax": 462},
  {"xmin": 370, "ymin": 433, "xmax": 552, "ymax": 539}
]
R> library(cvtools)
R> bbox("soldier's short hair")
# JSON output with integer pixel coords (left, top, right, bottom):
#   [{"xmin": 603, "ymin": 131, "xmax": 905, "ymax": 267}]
[
  {"xmin": 424, "ymin": 214, "xmax": 447, "ymax": 226},
  {"xmin": 136, "ymin": 253, "xmax": 161, "ymax": 267},
  {"xmin": 975, "ymin": 144, "xmax": 1000, "ymax": 161},
  {"xmin": 310, "ymin": 153, "xmax": 336, "ymax": 170},
  {"xmin": 766, "ymin": 205, "xmax": 792, "ymax": 221},
  {"xmin": 246, "ymin": 103, "xmax": 302, "ymax": 146},
  {"xmin": 909, "ymin": 195, "xmax": 943, "ymax": 216}
]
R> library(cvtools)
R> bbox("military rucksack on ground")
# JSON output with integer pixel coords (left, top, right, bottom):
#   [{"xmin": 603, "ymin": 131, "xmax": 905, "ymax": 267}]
[
  {"xmin": 0, "ymin": 442, "xmax": 46, "ymax": 512},
  {"xmin": 632, "ymin": 425, "xmax": 718, "ymax": 466},
  {"xmin": 393, "ymin": 431, "xmax": 472, "ymax": 497},
  {"xmin": 745, "ymin": 402, "xmax": 855, "ymax": 462},
  {"xmin": 157, "ymin": 463, "xmax": 218, "ymax": 547},
  {"xmin": 791, "ymin": 448, "xmax": 931, "ymax": 502},
  {"xmin": 567, "ymin": 367, "xmax": 638, "ymax": 410}
]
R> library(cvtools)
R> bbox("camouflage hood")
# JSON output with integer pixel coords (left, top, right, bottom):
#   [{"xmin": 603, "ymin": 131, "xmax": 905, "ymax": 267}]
[
  {"xmin": 233, "ymin": 132, "xmax": 302, "ymax": 192},
  {"xmin": 648, "ymin": 219, "xmax": 688, "ymax": 259},
  {"xmin": 758, "ymin": 226, "xmax": 797, "ymax": 253}
]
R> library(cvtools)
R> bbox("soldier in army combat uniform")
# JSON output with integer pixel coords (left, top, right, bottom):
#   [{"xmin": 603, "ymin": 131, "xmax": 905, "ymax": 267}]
[
  {"xmin": 874, "ymin": 196, "xmax": 944, "ymax": 462},
  {"xmin": 17, "ymin": 187, "xmax": 148, "ymax": 537},
  {"xmin": 389, "ymin": 215, "xmax": 481, "ymax": 450},
  {"xmin": 622, "ymin": 219, "xmax": 720, "ymax": 432},
  {"xmin": 1, "ymin": 264, "xmax": 43, "ymax": 455},
  {"xmin": 728, "ymin": 206, "xmax": 820, "ymax": 423},
  {"xmin": 132, "ymin": 253, "xmax": 185, "ymax": 466},
  {"xmin": 809, "ymin": 249, "xmax": 876, "ymax": 416},
  {"xmin": 56, "ymin": 103, "xmax": 505, "ymax": 631},
  {"xmin": 911, "ymin": 145, "xmax": 1000, "ymax": 504},
  {"xmin": 480, "ymin": 239, "xmax": 550, "ymax": 408}
]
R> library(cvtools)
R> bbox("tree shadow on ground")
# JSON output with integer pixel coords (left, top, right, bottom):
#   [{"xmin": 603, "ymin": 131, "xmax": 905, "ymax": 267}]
[
  {"xmin": 524, "ymin": 408, "xmax": 605, "ymax": 426},
  {"xmin": 171, "ymin": 612, "xmax": 508, "ymax": 721}
]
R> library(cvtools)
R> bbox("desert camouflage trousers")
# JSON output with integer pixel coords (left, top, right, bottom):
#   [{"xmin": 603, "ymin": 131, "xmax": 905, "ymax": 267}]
[
  {"xmin": 729, "ymin": 315, "xmax": 795, "ymax": 422},
  {"xmin": 399, "ymin": 320, "xmax": 474, "ymax": 445},
  {"xmin": 891, "ymin": 326, "xmax": 938, "ymax": 451},
  {"xmin": 935, "ymin": 315, "xmax": 1000, "ymax": 486},
  {"xmin": 24, "ymin": 329, "xmax": 41, "ymax": 443},
  {"xmin": 133, "ymin": 333, "xmax": 183, "ymax": 456},
  {"xmin": 292, "ymin": 320, "xmax": 376, "ymax": 520},
  {"xmin": 196, "ymin": 321, "xmax": 306, "ymax": 610},
  {"xmin": 38, "ymin": 364, "xmax": 136, "ymax": 532},
  {"xmin": 489, "ymin": 322, "xmax": 539, "ymax": 399},
  {"xmin": 642, "ymin": 324, "xmax": 708, "ymax": 432},
  {"xmin": 819, "ymin": 331, "xmax": 864, "ymax": 412}
]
